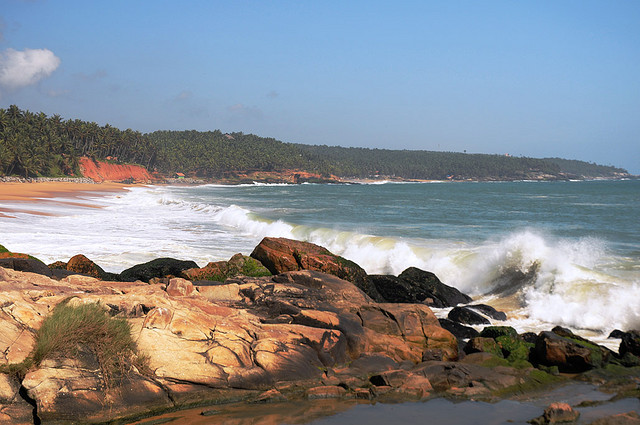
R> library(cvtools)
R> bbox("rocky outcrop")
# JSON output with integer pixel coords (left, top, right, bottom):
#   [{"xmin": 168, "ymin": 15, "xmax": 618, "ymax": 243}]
[
  {"xmin": 1, "ymin": 241, "xmax": 635, "ymax": 423},
  {"xmin": 0, "ymin": 265, "xmax": 465, "ymax": 423},
  {"xmin": 250, "ymin": 237, "xmax": 383, "ymax": 301}
]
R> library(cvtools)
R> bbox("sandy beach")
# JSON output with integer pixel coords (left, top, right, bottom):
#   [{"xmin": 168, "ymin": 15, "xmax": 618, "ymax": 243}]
[{"xmin": 0, "ymin": 181, "xmax": 131, "ymax": 217}]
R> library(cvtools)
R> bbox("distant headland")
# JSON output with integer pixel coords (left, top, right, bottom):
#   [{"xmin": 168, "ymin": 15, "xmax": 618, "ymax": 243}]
[{"xmin": 0, "ymin": 106, "xmax": 635, "ymax": 185}]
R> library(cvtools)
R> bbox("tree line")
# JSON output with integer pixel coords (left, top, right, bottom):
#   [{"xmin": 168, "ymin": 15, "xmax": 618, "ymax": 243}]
[{"xmin": 0, "ymin": 106, "xmax": 629, "ymax": 180}]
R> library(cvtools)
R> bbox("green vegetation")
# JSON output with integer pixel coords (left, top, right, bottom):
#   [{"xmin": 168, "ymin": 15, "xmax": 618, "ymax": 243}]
[
  {"xmin": 0, "ymin": 244, "xmax": 8, "ymax": 253},
  {"xmin": 544, "ymin": 157, "xmax": 627, "ymax": 177},
  {"xmin": 0, "ymin": 105, "xmax": 156, "ymax": 178},
  {"xmin": 0, "ymin": 105, "xmax": 630, "ymax": 180},
  {"xmin": 0, "ymin": 300, "xmax": 146, "ymax": 390}
]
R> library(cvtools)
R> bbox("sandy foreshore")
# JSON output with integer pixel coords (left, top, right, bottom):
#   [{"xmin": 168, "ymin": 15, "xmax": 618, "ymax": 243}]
[{"xmin": 0, "ymin": 181, "xmax": 132, "ymax": 217}]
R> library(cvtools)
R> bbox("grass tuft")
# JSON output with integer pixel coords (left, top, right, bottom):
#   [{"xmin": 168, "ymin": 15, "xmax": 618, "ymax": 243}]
[{"xmin": 1, "ymin": 300, "xmax": 148, "ymax": 390}]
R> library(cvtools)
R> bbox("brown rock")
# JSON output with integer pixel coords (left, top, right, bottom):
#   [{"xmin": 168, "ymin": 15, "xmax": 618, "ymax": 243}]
[
  {"xmin": 197, "ymin": 283, "xmax": 243, "ymax": 302},
  {"xmin": 66, "ymin": 254, "xmax": 107, "ymax": 279},
  {"xmin": 534, "ymin": 331, "xmax": 607, "ymax": 373},
  {"xmin": 251, "ymin": 237, "xmax": 383, "ymax": 301},
  {"xmin": 529, "ymin": 402, "xmax": 580, "ymax": 424},
  {"xmin": 166, "ymin": 277, "xmax": 197, "ymax": 296}
]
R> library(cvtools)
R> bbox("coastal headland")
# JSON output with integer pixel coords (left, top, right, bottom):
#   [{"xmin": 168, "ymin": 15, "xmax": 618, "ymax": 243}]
[{"xmin": 0, "ymin": 235, "xmax": 639, "ymax": 424}]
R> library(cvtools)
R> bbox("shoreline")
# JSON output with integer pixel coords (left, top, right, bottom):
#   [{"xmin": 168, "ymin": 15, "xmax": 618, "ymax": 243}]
[{"xmin": 0, "ymin": 181, "xmax": 134, "ymax": 216}]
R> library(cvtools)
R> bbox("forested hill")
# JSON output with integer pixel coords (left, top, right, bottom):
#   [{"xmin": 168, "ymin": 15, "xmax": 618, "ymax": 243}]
[
  {"xmin": 0, "ymin": 106, "xmax": 631, "ymax": 180},
  {"xmin": 148, "ymin": 130, "xmax": 629, "ymax": 180}
]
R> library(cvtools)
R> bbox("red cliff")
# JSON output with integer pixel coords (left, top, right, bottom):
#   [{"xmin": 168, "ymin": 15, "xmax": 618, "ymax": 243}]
[{"xmin": 79, "ymin": 157, "xmax": 152, "ymax": 183}]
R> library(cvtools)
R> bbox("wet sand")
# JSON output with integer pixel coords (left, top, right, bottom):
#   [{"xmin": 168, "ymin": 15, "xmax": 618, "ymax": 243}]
[{"xmin": 0, "ymin": 181, "xmax": 132, "ymax": 217}]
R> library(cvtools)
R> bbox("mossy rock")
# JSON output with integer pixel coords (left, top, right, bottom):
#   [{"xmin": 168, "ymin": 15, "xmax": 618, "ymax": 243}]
[
  {"xmin": 480, "ymin": 326, "xmax": 518, "ymax": 340},
  {"xmin": 183, "ymin": 254, "xmax": 271, "ymax": 282},
  {"xmin": 496, "ymin": 335, "xmax": 534, "ymax": 365}
]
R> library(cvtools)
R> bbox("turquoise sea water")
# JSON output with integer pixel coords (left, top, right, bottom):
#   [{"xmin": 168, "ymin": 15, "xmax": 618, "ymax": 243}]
[{"xmin": 1, "ymin": 180, "xmax": 638, "ymax": 339}]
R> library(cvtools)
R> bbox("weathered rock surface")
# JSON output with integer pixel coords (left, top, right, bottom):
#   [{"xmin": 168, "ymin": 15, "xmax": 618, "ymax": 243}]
[
  {"xmin": 0, "ymin": 265, "xmax": 465, "ymax": 423},
  {"xmin": 119, "ymin": 257, "xmax": 199, "ymax": 282}
]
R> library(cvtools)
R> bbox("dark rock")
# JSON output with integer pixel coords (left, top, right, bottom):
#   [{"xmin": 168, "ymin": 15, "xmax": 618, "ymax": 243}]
[
  {"xmin": 438, "ymin": 318, "xmax": 480, "ymax": 339},
  {"xmin": 608, "ymin": 329, "xmax": 626, "ymax": 339},
  {"xmin": 0, "ymin": 257, "xmax": 52, "ymax": 277},
  {"xmin": 521, "ymin": 332, "xmax": 538, "ymax": 344},
  {"xmin": 480, "ymin": 326, "xmax": 518, "ymax": 340},
  {"xmin": 369, "ymin": 274, "xmax": 432, "ymax": 304},
  {"xmin": 398, "ymin": 267, "xmax": 472, "ymax": 307},
  {"xmin": 448, "ymin": 306, "xmax": 490, "ymax": 325},
  {"xmin": 250, "ymin": 237, "xmax": 383, "ymax": 301},
  {"xmin": 620, "ymin": 330, "xmax": 640, "ymax": 357},
  {"xmin": 468, "ymin": 304, "xmax": 507, "ymax": 321},
  {"xmin": 533, "ymin": 331, "xmax": 608, "ymax": 373},
  {"xmin": 120, "ymin": 258, "xmax": 199, "ymax": 282},
  {"xmin": 488, "ymin": 261, "xmax": 540, "ymax": 297}
]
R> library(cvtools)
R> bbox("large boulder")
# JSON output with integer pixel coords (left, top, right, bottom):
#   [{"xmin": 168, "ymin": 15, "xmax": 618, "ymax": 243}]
[
  {"xmin": 397, "ymin": 267, "xmax": 472, "ymax": 307},
  {"xmin": 250, "ymin": 237, "xmax": 383, "ymax": 301},
  {"xmin": 182, "ymin": 253, "xmax": 271, "ymax": 282},
  {"xmin": 534, "ymin": 331, "xmax": 609, "ymax": 373},
  {"xmin": 120, "ymin": 257, "xmax": 199, "ymax": 282}
]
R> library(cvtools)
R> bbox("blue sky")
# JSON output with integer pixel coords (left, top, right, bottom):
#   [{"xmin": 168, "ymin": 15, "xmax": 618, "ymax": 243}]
[{"xmin": 1, "ymin": 1, "xmax": 638, "ymax": 173}]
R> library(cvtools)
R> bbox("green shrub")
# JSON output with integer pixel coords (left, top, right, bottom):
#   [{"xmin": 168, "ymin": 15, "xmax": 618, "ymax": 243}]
[{"xmin": 0, "ymin": 244, "xmax": 8, "ymax": 253}]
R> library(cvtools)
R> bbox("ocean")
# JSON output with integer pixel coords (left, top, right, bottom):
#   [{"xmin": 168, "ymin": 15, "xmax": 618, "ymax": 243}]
[{"xmin": 1, "ymin": 179, "xmax": 639, "ymax": 346}]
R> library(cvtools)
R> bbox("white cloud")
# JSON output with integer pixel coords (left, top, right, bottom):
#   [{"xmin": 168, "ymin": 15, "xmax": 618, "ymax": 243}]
[{"xmin": 0, "ymin": 48, "xmax": 61, "ymax": 90}]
